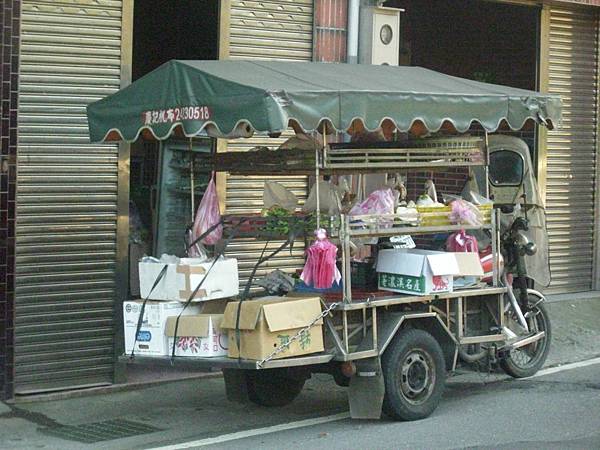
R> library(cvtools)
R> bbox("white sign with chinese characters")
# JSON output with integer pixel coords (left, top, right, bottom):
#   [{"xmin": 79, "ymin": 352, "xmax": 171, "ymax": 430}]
[{"xmin": 142, "ymin": 106, "xmax": 212, "ymax": 125}]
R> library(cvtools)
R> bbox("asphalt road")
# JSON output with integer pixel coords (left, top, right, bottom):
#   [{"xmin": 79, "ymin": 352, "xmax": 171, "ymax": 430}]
[
  {"xmin": 171, "ymin": 362, "xmax": 600, "ymax": 450},
  {"xmin": 2, "ymin": 359, "xmax": 600, "ymax": 450}
]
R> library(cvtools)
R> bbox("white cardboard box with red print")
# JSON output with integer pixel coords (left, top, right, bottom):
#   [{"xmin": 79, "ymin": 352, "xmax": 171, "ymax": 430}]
[
  {"xmin": 165, "ymin": 314, "xmax": 228, "ymax": 357},
  {"xmin": 376, "ymin": 249, "xmax": 483, "ymax": 296},
  {"xmin": 123, "ymin": 300, "xmax": 204, "ymax": 356}
]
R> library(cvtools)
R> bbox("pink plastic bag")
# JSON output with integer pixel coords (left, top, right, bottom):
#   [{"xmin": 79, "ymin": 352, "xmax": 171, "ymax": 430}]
[
  {"xmin": 192, "ymin": 177, "xmax": 222, "ymax": 246},
  {"xmin": 446, "ymin": 229, "xmax": 478, "ymax": 253},
  {"xmin": 300, "ymin": 229, "xmax": 342, "ymax": 289},
  {"xmin": 349, "ymin": 188, "xmax": 395, "ymax": 216},
  {"xmin": 449, "ymin": 199, "xmax": 482, "ymax": 226}
]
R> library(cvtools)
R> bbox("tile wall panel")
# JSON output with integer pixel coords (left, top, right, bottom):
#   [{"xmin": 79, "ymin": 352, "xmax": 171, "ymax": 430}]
[{"xmin": 0, "ymin": 0, "xmax": 20, "ymax": 401}]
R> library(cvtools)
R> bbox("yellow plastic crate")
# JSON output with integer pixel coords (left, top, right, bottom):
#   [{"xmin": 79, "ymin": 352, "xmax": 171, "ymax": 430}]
[{"xmin": 417, "ymin": 203, "xmax": 492, "ymax": 227}]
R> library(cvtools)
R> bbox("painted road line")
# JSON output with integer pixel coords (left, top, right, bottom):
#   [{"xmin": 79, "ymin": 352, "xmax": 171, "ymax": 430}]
[
  {"xmin": 146, "ymin": 412, "xmax": 351, "ymax": 450},
  {"xmin": 526, "ymin": 356, "xmax": 600, "ymax": 379},
  {"xmin": 147, "ymin": 357, "xmax": 600, "ymax": 449}
]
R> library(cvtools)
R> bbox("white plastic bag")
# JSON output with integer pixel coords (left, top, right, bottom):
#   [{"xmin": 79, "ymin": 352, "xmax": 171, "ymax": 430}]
[
  {"xmin": 263, "ymin": 180, "xmax": 298, "ymax": 211},
  {"xmin": 302, "ymin": 180, "xmax": 344, "ymax": 215}
]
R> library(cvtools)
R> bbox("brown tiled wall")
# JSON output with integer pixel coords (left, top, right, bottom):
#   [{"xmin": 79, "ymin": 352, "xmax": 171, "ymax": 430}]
[
  {"xmin": 406, "ymin": 168, "xmax": 468, "ymax": 202},
  {"xmin": 0, "ymin": 0, "xmax": 19, "ymax": 401}
]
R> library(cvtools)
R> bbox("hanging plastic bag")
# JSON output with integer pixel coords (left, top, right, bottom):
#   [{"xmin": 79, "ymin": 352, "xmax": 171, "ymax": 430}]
[
  {"xmin": 263, "ymin": 180, "xmax": 298, "ymax": 211},
  {"xmin": 186, "ymin": 227, "xmax": 208, "ymax": 259},
  {"xmin": 191, "ymin": 176, "xmax": 222, "ymax": 246},
  {"xmin": 300, "ymin": 229, "xmax": 342, "ymax": 289},
  {"xmin": 302, "ymin": 180, "xmax": 344, "ymax": 215}
]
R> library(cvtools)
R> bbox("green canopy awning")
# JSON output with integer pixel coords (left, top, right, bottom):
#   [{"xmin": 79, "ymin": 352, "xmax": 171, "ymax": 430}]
[{"xmin": 87, "ymin": 60, "xmax": 561, "ymax": 143}]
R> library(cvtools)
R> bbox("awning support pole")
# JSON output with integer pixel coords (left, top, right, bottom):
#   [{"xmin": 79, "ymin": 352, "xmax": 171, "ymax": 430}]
[
  {"xmin": 484, "ymin": 131, "xmax": 490, "ymax": 199},
  {"xmin": 189, "ymin": 138, "xmax": 195, "ymax": 221},
  {"xmin": 316, "ymin": 131, "xmax": 324, "ymax": 229}
]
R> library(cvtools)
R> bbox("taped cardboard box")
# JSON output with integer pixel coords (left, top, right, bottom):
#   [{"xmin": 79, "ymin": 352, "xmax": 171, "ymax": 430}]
[
  {"xmin": 139, "ymin": 257, "xmax": 238, "ymax": 302},
  {"xmin": 123, "ymin": 300, "xmax": 203, "ymax": 356},
  {"xmin": 376, "ymin": 249, "xmax": 483, "ymax": 296},
  {"xmin": 165, "ymin": 314, "xmax": 228, "ymax": 357},
  {"xmin": 221, "ymin": 296, "xmax": 324, "ymax": 360}
]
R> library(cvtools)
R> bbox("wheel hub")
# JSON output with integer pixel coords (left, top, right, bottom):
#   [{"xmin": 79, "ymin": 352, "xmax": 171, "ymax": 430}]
[{"xmin": 401, "ymin": 351, "xmax": 433, "ymax": 402}]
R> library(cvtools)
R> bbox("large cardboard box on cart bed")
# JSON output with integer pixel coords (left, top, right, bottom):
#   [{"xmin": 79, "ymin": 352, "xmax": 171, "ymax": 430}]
[{"xmin": 221, "ymin": 296, "xmax": 324, "ymax": 360}]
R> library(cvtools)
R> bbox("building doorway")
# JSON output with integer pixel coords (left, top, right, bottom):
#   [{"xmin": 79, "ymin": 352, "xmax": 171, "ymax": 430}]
[{"xmin": 129, "ymin": 0, "xmax": 220, "ymax": 288}]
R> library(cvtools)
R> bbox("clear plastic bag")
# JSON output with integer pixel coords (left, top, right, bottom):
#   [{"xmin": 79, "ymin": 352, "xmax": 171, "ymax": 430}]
[{"xmin": 448, "ymin": 199, "xmax": 483, "ymax": 226}]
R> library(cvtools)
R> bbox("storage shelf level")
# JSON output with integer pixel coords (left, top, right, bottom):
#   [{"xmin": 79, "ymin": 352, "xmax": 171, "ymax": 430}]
[{"xmin": 347, "ymin": 223, "xmax": 492, "ymax": 237}]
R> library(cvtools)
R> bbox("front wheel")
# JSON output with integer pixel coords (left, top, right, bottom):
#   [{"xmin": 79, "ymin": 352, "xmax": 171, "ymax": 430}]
[
  {"xmin": 246, "ymin": 368, "xmax": 306, "ymax": 407},
  {"xmin": 382, "ymin": 328, "xmax": 446, "ymax": 421},
  {"xmin": 500, "ymin": 298, "xmax": 551, "ymax": 378}
]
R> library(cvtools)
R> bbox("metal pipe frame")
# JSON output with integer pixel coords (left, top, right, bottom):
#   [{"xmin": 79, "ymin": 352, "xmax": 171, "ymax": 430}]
[
  {"xmin": 343, "ymin": 216, "xmax": 353, "ymax": 303},
  {"xmin": 342, "ymin": 310, "xmax": 350, "ymax": 354},
  {"xmin": 456, "ymin": 297, "xmax": 464, "ymax": 340},
  {"xmin": 492, "ymin": 208, "xmax": 501, "ymax": 287},
  {"xmin": 338, "ymin": 287, "xmax": 507, "ymax": 311}
]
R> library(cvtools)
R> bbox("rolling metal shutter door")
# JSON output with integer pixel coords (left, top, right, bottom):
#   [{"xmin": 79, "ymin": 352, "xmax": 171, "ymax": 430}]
[
  {"xmin": 15, "ymin": 0, "xmax": 122, "ymax": 393},
  {"xmin": 226, "ymin": 1, "xmax": 313, "ymax": 286},
  {"xmin": 545, "ymin": 8, "xmax": 598, "ymax": 293},
  {"xmin": 229, "ymin": 0, "xmax": 313, "ymax": 61}
]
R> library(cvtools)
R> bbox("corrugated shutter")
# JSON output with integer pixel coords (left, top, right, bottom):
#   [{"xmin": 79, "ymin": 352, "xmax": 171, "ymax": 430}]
[
  {"xmin": 15, "ymin": 0, "xmax": 123, "ymax": 393},
  {"xmin": 225, "ymin": 1, "xmax": 313, "ymax": 287},
  {"xmin": 229, "ymin": 0, "xmax": 313, "ymax": 61},
  {"xmin": 544, "ymin": 7, "xmax": 598, "ymax": 293}
]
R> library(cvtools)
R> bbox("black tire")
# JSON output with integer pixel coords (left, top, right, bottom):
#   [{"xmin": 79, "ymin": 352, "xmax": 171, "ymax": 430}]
[
  {"xmin": 500, "ymin": 299, "xmax": 552, "ymax": 378},
  {"xmin": 246, "ymin": 368, "xmax": 306, "ymax": 407},
  {"xmin": 332, "ymin": 371, "xmax": 351, "ymax": 387},
  {"xmin": 382, "ymin": 328, "xmax": 446, "ymax": 421}
]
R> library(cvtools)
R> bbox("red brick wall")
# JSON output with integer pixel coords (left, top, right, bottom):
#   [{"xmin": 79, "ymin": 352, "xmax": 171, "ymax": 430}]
[
  {"xmin": 314, "ymin": 0, "xmax": 347, "ymax": 62},
  {"xmin": 0, "ymin": 0, "xmax": 19, "ymax": 401},
  {"xmin": 406, "ymin": 168, "xmax": 468, "ymax": 202}
]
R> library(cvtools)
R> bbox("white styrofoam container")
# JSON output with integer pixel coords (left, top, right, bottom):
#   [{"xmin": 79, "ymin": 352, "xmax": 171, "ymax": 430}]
[
  {"xmin": 376, "ymin": 249, "xmax": 484, "ymax": 296},
  {"xmin": 377, "ymin": 249, "xmax": 458, "ymax": 295},
  {"xmin": 138, "ymin": 257, "xmax": 238, "ymax": 302},
  {"xmin": 123, "ymin": 300, "xmax": 203, "ymax": 356}
]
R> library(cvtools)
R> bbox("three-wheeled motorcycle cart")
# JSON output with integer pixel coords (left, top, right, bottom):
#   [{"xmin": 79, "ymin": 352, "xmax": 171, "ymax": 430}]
[{"xmin": 87, "ymin": 60, "xmax": 562, "ymax": 420}]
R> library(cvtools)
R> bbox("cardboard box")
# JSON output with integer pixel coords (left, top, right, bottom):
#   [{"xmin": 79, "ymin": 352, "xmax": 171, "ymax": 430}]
[
  {"xmin": 139, "ymin": 257, "xmax": 239, "ymax": 302},
  {"xmin": 165, "ymin": 314, "xmax": 228, "ymax": 357},
  {"xmin": 123, "ymin": 300, "xmax": 203, "ymax": 356},
  {"xmin": 220, "ymin": 296, "xmax": 324, "ymax": 360},
  {"xmin": 376, "ymin": 249, "xmax": 483, "ymax": 296}
]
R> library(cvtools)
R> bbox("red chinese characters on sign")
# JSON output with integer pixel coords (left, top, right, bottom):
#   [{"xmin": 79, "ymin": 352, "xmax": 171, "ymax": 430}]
[{"xmin": 142, "ymin": 106, "xmax": 211, "ymax": 125}]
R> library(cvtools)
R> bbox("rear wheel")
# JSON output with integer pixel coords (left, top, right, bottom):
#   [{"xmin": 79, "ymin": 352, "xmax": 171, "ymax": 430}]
[
  {"xmin": 500, "ymin": 298, "xmax": 551, "ymax": 378},
  {"xmin": 382, "ymin": 328, "xmax": 446, "ymax": 421},
  {"xmin": 246, "ymin": 368, "xmax": 306, "ymax": 407}
]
